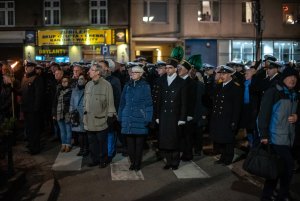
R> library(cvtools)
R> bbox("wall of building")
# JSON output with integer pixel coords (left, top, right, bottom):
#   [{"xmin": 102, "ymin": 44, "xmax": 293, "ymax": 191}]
[
  {"xmin": 61, "ymin": 0, "xmax": 90, "ymax": 26},
  {"xmin": 131, "ymin": 0, "xmax": 179, "ymax": 37}
]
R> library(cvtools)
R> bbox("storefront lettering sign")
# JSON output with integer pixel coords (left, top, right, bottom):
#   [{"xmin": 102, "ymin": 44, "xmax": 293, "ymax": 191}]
[
  {"xmin": 38, "ymin": 29, "xmax": 112, "ymax": 46},
  {"xmin": 38, "ymin": 49, "xmax": 68, "ymax": 55}
]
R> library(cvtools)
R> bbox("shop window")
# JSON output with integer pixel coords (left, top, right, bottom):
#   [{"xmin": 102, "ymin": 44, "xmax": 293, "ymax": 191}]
[
  {"xmin": 90, "ymin": 0, "xmax": 107, "ymax": 25},
  {"xmin": 282, "ymin": 3, "xmax": 300, "ymax": 25},
  {"xmin": 0, "ymin": 1, "xmax": 14, "ymax": 26},
  {"xmin": 231, "ymin": 40, "xmax": 255, "ymax": 63},
  {"xmin": 198, "ymin": 0, "xmax": 219, "ymax": 22},
  {"xmin": 274, "ymin": 41, "xmax": 294, "ymax": 62},
  {"xmin": 143, "ymin": 0, "xmax": 168, "ymax": 23},
  {"xmin": 44, "ymin": 0, "xmax": 60, "ymax": 26},
  {"xmin": 242, "ymin": 2, "xmax": 254, "ymax": 23}
]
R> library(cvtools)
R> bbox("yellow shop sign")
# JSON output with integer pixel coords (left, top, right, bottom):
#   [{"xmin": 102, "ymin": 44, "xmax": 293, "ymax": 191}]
[{"xmin": 38, "ymin": 29, "xmax": 112, "ymax": 46}]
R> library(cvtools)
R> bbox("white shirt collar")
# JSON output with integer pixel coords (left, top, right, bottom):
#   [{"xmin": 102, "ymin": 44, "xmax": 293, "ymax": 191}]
[
  {"xmin": 181, "ymin": 74, "xmax": 189, "ymax": 80},
  {"xmin": 223, "ymin": 79, "xmax": 232, "ymax": 87},
  {"xmin": 167, "ymin": 73, "xmax": 177, "ymax": 86}
]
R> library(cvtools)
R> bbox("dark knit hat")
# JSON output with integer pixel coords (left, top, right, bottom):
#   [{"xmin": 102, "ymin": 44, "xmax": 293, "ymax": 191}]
[{"xmin": 281, "ymin": 66, "xmax": 298, "ymax": 80}]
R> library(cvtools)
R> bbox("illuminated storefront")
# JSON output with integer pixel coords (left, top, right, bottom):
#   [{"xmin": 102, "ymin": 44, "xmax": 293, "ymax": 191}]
[
  {"xmin": 186, "ymin": 39, "xmax": 300, "ymax": 66},
  {"xmin": 24, "ymin": 28, "xmax": 129, "ymax": 63}
]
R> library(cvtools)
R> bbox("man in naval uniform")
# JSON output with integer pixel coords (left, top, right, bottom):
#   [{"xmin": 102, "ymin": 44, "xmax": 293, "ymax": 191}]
[
  {"xmin": 156, "ymin": 58, "xmax": 187, "ymax": 170},
  {"xmin": 177, "ymin": 60, "xmax": 197, "ymax": 161},
  {"xmin": 210, "ymin": 65, "xmax": 243, "ymax": 165}
]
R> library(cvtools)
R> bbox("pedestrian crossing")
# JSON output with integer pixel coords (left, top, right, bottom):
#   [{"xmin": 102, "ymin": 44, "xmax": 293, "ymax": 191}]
[
  {"xmin": 52, "ymin": 147, "xmax": 83, "ymax": 171},
  {"xmin": 52, "ymin": 148, "xmax": 218, "ymax": 180}
]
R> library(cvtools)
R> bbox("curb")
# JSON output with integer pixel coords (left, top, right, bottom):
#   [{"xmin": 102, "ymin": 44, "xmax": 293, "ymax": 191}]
[{"xmin": 33, "ymin": 178, "xmax": 60, "ymax": 201}]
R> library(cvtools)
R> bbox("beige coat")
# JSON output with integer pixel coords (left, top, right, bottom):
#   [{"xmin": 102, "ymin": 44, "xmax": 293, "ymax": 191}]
[{"xmin": 83, "ymin": 77, "xmax": 116, "ymax": 131}]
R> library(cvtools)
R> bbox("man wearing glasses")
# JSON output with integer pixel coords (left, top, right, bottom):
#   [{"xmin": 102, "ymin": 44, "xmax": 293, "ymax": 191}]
[{"xmin": 83, "ymin": 64, "xmax": 116, "ymax": 168}]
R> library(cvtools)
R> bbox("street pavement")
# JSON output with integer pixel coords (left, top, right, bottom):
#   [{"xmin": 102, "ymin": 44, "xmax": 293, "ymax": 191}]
[
  {"xmin": 6, "ymin": 136, "xmax": 300, "ymax": 201},
  {"xmin": 52, "ymin": 147, "xmax": 263, "ymax": 201}
]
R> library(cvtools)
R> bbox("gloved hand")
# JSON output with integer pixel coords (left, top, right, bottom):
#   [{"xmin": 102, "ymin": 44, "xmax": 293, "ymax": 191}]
[
  {"xmin": 231, "ymin": 122, "xmax": 237, "ymax": 132},
  {"xmin": 156, "ymin": 119, "xmax": 159, "ymax": 124},
  {"xmin": 178, "ymin": 121, "xmax": 186, "ymax": 126},
  {"xmin": 107, "ymin": 116, "xmax": 116, "ymax": 127},
  {"xmin": 187, "ymin": 116, "xmax": 193, "ymax": 122}
]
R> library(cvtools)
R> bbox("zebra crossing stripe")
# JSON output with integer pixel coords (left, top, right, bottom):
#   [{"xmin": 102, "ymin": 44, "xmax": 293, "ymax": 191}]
[
  {"xmin": 52, "ymin": 147, "xmax": 83, "ymax": 171},
  {"xmin": 173, "ymin": 161, "xmax": 210, "ymax": 179},
  {"xmin": 110, "ymin": 154, "xmax": 144, "ymax": 181}
]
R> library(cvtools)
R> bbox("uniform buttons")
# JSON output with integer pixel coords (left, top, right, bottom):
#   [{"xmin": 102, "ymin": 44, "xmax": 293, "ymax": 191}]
[
  {"xmin": 172, "ymin": 91, "xmax": 174, "ymax": 93},
  {"xmin": 171, "ymin": 100, "xmax": 173, "ymax": 103},
  {"xmin": 170, "ymin": 110, "xmax": 173, "ymax": 112},
  {"xmin": 164, "ymin": 110, "xmax": 167, "ymax": 112}
]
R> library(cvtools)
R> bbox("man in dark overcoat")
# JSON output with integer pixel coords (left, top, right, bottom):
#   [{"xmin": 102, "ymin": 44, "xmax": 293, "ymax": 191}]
[
  {"xmin": 156, "ymin": 58, "xmax": 187, "ymax": 170},
  {"xmin": 20, "ymin": 61, "xmax": 45, "ymax": 155},
  {"xmin": 210, "ymin": 65, "xmax": 243, "ymax": 165},
  {"xmin": 177, "ymin": 60, "xmax": 197, "ymax": 161}
]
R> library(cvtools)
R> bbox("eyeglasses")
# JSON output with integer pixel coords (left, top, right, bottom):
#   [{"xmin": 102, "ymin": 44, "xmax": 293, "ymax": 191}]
[
  {"xmin": 89, "ymin": 68, "xmax": 97, "ymax": 71},
  {"xmin": 132, "ymin": 72, "xmax": 142, "ymax": 74},
  {"xmin": 166, "ymin": 67, "xmax": 175, "ymax": 69}
]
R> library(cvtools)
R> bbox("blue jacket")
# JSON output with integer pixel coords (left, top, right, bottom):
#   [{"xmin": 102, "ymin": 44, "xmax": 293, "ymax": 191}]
[
  {"xmin": 118, "ymin": 79, "xmax": 153, "ymax": 135},
  {"xmin": 69, "ymin": 86, "xmax": 85, "ymax": 132},
  {"xmin": 258, "ymin": 84, "xmax": 298, "ymax": 146}
]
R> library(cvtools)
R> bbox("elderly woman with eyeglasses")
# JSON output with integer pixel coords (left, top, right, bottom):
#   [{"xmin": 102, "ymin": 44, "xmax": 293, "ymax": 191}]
[{"xmin": 118, "ymin": 65, "xmax": 153, "ymax": 171}]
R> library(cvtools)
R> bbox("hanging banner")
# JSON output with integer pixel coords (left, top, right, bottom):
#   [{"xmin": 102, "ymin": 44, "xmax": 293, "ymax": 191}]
[{"xmin": 38, "ymin": 29, "xmax": 112, "ymax": 46}]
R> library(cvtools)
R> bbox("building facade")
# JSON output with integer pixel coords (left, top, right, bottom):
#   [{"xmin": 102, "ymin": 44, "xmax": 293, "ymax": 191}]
[
  {"xmin": 0, "ymin": 0, "xmax": 129, "ymax": 63},
  {"xmin": 131, "ymin": 0, "xmax": 300, "ymax": 65}
]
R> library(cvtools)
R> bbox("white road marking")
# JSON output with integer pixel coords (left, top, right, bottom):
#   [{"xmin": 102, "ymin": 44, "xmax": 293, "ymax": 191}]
[{"xmin": 52, "ymin": 147, "xmax": 82, "ymax": 171}]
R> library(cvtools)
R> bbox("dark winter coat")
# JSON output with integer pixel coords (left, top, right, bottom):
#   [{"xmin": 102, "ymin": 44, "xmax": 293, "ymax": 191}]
[
  {"xmin": 157, "ymin": 75, "xmax": 187, "ymax": 150},
  {"xmin": 20, "ymin": 72, "xmax": 45, "ymax": 113},
  {"xmin": 210, "ymin": 80, "xmax": 243, "ymax": 143},
  {"xmin": 257, "ymin": 84, "xmax": 299, "ymax": 146},
  {"xmin": 118, "ymin": 79, "xmax": 153, "ymax": 135}
]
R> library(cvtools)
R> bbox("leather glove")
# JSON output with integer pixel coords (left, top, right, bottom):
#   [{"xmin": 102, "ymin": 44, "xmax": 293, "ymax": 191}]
[
  {"xmin": 187, "ymin": 116, "xmax": 193, "ymax": 122},
  {"xmin": 178, "ymin": 121, "xmax": 186, "ymax": 126},
  {"xmin": 107, "ymin": 116, "xmax": 116, "ymax": 127},
  {"xmin": 156, "ymin": 119, "xmax": 159, "ymax": 124},
  {"xmin": 231, "ymin": 122, "xmax": 237, "ymax": 132}
]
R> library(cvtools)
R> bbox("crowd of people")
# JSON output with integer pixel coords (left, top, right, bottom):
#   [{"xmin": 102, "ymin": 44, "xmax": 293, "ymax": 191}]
[{"xmin": 0, "ymin": 52, "xmax": 300, "ymax": 201}]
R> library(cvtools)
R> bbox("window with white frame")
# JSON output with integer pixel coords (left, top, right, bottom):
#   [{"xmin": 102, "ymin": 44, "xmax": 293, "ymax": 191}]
[
  {"xmin": 0, "ymin": 1, "xmax": 15, "ymax": 26},
  {"xmin": 198, "ymin": 0, "xmax": 219, "ymax": 22},
  {"xmin": 44, "ymin": 0, "xmax": 60, "ymax": 25},
  {"xmin": 242, "ymin": 2, "xmax": 254, "ymax": 23},
  {"xmin": 143, "ymin": 0, "xmax": 168, "ymax": 23},
  {"xmin": 90, "ymin": 0, "xmax": 107, "ymax": 25}
]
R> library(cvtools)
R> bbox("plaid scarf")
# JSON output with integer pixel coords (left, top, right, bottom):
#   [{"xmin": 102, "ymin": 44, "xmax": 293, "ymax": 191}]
[{"xmin": 56, "ymin": 88, "xmax": 71, "ymax": 120}]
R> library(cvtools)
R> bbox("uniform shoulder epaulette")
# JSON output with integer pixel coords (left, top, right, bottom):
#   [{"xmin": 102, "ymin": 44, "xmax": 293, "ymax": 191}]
[{"xmin": 234, "ymin": 82, "xmax": 240, "ymax": 86}]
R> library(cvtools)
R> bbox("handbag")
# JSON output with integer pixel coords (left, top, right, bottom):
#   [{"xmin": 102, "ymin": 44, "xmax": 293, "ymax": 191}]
[
  {"xmin": 70, "ymin": 93, "xmax": 84, "ymax": 127},
  {"xmin": 242, "ymin": 143, "xmax": 282, "ymax": 180}
]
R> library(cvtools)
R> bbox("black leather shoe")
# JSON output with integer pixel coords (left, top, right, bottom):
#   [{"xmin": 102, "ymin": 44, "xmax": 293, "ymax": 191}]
[
  {"xmin": 134, "ymin": 166, "xmax": 141, "ymax": 171},
  {"xmin": 171, "ymin": 165, "xmax": 178, "ymax": 170},
  {"xmin": 180, "ymin": 156, "xmax": 192, "ymax": 162},
  {"xmin": 77, "ymin": 150, "xmax": 83, "ymax": 156},
  {"xmin": 129, "ymin": 164, "xmax": 135, "ymax": 171},
  {"xmin": 88, "ymin": 162, "xmax": 99, "ymax": 167},
  {"xmin": 99, "ymin": 163, "xmax": 107, "ymax": 168},
  {"xmin": 163, "ymin": 165, "xmax": 171, "ymax": 170},
  {"xmin": 214, "ymin": 160, "xmax": 224, "ymax": 165}
]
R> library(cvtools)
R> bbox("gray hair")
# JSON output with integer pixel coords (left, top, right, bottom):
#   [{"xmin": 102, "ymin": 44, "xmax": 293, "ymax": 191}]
[{"xmin": 92, "ymin": 64, "xmax": 106, "ymax": 75}]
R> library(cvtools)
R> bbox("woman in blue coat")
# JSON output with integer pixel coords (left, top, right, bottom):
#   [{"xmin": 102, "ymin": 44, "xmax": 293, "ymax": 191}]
[{"xmin": 118, "ymin": 66, "xmax": 153, "ymax": 171}]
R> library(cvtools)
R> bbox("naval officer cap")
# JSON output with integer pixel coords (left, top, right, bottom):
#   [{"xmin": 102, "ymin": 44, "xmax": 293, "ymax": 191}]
[
  {"xmin": 156, "ymin": 60, "xmax": 166, "ymax": 68},
  {"xmin": 267, "ymin": 60, "xmax": 282, "ymax": 69},
  {"xmin": 203, "ymin": 63, "xmax": 215, "ymax": 69},
  {"xmin": 264, "ymin": 55, "xmax": 277, "ymax": 62},
  {"xmin": 217, "ymin": 65, "xmax": 235, "ymax": 73}
]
